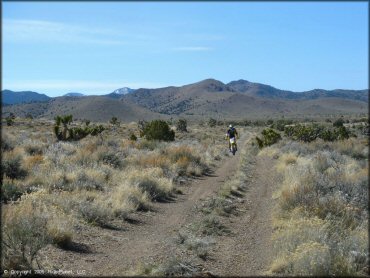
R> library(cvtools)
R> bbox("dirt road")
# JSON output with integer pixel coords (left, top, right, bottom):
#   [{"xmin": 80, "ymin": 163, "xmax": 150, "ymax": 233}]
[{"xmin": 45, "ymin": 136, "xmax": 278, "ymax": 276}]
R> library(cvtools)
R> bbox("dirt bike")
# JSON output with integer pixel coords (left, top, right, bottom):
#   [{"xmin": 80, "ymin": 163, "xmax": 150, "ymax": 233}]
[{"xmin": 229, "ymin": 137, "xmax": 237, "ymax": 155}]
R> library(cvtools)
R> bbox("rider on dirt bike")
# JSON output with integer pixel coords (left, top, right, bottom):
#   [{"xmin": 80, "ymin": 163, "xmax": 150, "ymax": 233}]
[{"xmin": 226, "ymin": 124, "xmax": 238, "ymax": 152}]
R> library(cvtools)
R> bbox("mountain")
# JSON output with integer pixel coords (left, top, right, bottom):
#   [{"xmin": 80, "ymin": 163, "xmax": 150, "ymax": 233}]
[
  {"xmin": 2, "ymin": 95, "xmax": 166, "ymax": 122},
  {"xmin": 123, "ymin": 78, "xmax": 368, "ymax": 116},
  {"xmin": 2, "ymin": 90, "xmax": 51, "ymax": 105},
  {"xmin": 2, "ymin": 79, "xmax": 368, "ymax": 121},
  {"xmin": 106, "ymin": 87, "xmax": 135, "ymax": 99},
  {"xmin": 63, "ymin": 92, "xmax": 85, "ymax": 97},
  {"xmin": 227, "ymin": 80, "xmax": 368, "ymax": 102}
]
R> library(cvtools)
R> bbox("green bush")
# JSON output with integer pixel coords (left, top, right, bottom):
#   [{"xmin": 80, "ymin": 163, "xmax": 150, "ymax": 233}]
[
  {"xmin": 142, "ymin": 120, "xmax": 175, "ymax": 141},
  {"xmin": 274, "ymin": 119, "xmax": 294, "ymax": 131},
  {"xmin": 176, "ymin": 119, "xmax": 187, "ymax": 132},
  {"xmin": 130, "ymin": 133, "xmax": 137, "ymax": 141},
  {"xmin": 333, "ymin": 118, "xmax": 345, "ymax": 127},
  {"xmin": 110, "ymin": 116, "xmax": 119, "ymax": 125},
  {"xmin": 1, "ymin": 183, "xmax": 23, "ymax": 203},
  {"xmin": 256, "ymin": 128, "xmax": 281, "ymax": 148},
  {"xmin": 284, "ymin": 124, "xmax": 351, "ymax": 142}
]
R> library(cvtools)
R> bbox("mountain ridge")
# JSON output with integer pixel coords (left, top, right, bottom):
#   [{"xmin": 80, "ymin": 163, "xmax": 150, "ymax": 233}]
[{"xmin": 2, "ymin": 79, "xmax": 368, "ymax": 121}]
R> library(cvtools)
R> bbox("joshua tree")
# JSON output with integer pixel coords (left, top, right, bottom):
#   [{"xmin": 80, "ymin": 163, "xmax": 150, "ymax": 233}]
[{"xmin": 54, "ymin": 115, "xmax": 73, "ymax": 140}]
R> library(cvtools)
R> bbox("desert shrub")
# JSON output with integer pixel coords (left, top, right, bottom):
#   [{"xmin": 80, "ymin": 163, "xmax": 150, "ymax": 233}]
[
  {"xmin": 166, "ymin": 146, "xmax": 207, "ymax": 177},
  {"xmin": 182, "ymin": 235, "xmax": 215, "ymax": 260},
  {"xmin": 125, "ymin": 168, "xmax": 173, "ymax": 202},
  {"xmin": 197, "ymin": 215, "xmax": 230, "ymax": 236},
  {"xmin": 208, "ymin": 118, "xmax": 217, "ymax": 127},
  {"xmin": 25, "ymin": 113, "xmax": 33, "ymax": 120},
  {"xmin": 2, "ymin": 155, "xmax": 27, "ymax": 180},
  {"xmin": 270, "ymin": 142, "xmax": 368, "ymax": 276},
  {"xmin": 1, "ymin": 182, "xmax": 24, "ymax": 203},
  {"xmin": 98, "ymin": 152, "xmax": 123, "ymax": 169},
  {"xmin": 284, "ymin": 124, "xmax": 351, "ymax": 143},
  {"xmin": 83, "ymin": 119, "xmax": 91, "ymax": 126},
  {"xmin": 1, "ymin": 133, "xmax": 15, "ymax": 151},
  {"xmin": 2, "ymin": 199, "xmax": 52, "ymax": 270},
  {"xmin": 274, "ymin": 119, "xmax": 294, "ymax": 131},
  {"xmin": 110, "ymin": 185, "xmax": 150, "ymax": 214},
  {"xmin": 285, "ymin": 125, "xmax": 321, "ymax": 142},
  {"xmin": 6, "ymin": 114, "xmax": 15, "ymax": 126},
  {"xmin": 72, "ymin": 170, "xmax": 106, "ymax": 191},
  {"xmin": 130, "ymin": 133, "xmax": 137, "ymax": 141},
  {"xmin": 149, "ymin": 258, "xmax": 202, "ymax": 276},
  {"xmin": 167, "ymin": 146, "xmax": 200, "ymax": 164},
  {"xmin": 88, "ymin": 124, "xmax": 105, "ymax": 136},
  {"xmin": 110, "ymin": 116, "xmax": 119, "ymax": 125},
  {"xmin": 333, "ymin": 118, "xmax": 345, "ymax": 127},
  {"xmin": 176, "ymin": 119, "xmax": 187, "ymax": 132},
  {"xmin": 142, "ymin": 120, "xmax": 175, "ymax": 141},
  {"xmin": 256, "ymin": 128, "xmax": 281, "ymax": 148},
  {"xmin": 336, "ymin": 126, "xmax": 350, "ymax": 140},
  {"xmin": 138, "ymin": 120, "xmax": 148, "ymax": 137},
  {"xmin": 136, "ymin": 139, "xmax": 160, "ymax": 150},
  {"xmin": 78, "ymin": 197, "xmax": 114, "ymax": 227},
  {"xmin": 23, "ymin": 141, "xmax": 44, "ymax": 155}
]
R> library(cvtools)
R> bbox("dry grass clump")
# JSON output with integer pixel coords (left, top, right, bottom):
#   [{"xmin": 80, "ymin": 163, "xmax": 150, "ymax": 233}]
[
  {"xmin": 2, "ymin": 191, "xmax": 73, "ymax": 269},
  {"xmin": 268, "ymin": 137, "xmax": 368, "ymax": 276},
  {"xmin": 136, "ymin": 153, "xmax": 171, "ymax": 170},
  {"xmin": 122, "ymin": 167, "xmax": 173, "ymax": 201},
  {"xmin": 166, "ymin": 145, "xmax": 208, "ymax": 177}
]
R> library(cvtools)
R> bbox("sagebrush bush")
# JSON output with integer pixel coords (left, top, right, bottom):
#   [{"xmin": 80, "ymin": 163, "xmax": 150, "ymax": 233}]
[
  {"xmin": 2, "ymin": 154, "xmax": 27, "ymax": 180},
  {"xmin": 1, "ymin": 182, "xmax": 24, "ymax": 203},
  {"xmin": 269, "ymin": 138, "xmax": 368, "ymax": 276},
  {"xmin": 78, "ymin": 195, "xmax": 114, "ymax": 227},
  {"xmin": 98, "ymin": 152, "xmax": 123, "ymax": 169},
  {"xmin": 2, "ymin": 195, "xmax": 52, "ymax": 269},
  {"xmin": 2, "ymin": 133, "xmax": 15, "ymax": 151}
]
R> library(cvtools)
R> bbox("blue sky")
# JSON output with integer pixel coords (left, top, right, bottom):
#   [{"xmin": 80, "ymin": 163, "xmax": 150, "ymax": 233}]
[{"xmin": 2, "ymin": 1, "xmax": 368, "ymax": 97}]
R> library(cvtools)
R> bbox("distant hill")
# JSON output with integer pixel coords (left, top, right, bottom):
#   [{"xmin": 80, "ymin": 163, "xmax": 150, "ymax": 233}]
[
  {"xmin": 63, "ymin": 92, "xmax": 85, "ymax": 97},
  {"xmin": 123, "ymin": 79, "xmax": 368, "ymax": 117},
  {"xmin": 2, "ymin": 79, "xmax": 368, "ymax": 121},
  {"xmin": 2, "ymin": 95, "xmax": 166, "ymax": 122},
  {"xmin": 2, "ymin": 90, "xmax": 51, "ymax": 105},
  {"xmin": 227, "ymin": 80, "xmax": 369, "ymax": 102}
]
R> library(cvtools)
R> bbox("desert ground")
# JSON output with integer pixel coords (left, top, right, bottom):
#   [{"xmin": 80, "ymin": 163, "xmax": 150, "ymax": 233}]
[{"xmin": 1, "ymin": 116, "xmax": 368, "ymax": 276}]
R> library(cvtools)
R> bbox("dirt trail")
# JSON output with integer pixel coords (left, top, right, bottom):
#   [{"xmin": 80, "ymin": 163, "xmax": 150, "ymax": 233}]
[
  {"xmin": 46, "ymin": 134, "xmax": 278, "ymax": 276},
  {"xmin": 204, "ymin": 154, "xmax": 279, "ymax": 276},
  {"xmin": 48, "ymin": 140, "xmax": 244, "ymax": 276}
]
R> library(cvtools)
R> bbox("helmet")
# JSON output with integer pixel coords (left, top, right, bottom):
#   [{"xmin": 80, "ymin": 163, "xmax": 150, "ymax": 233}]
[{"xmin": 229, "ymin": 124, "xmax": 233, "ymax": 128}]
